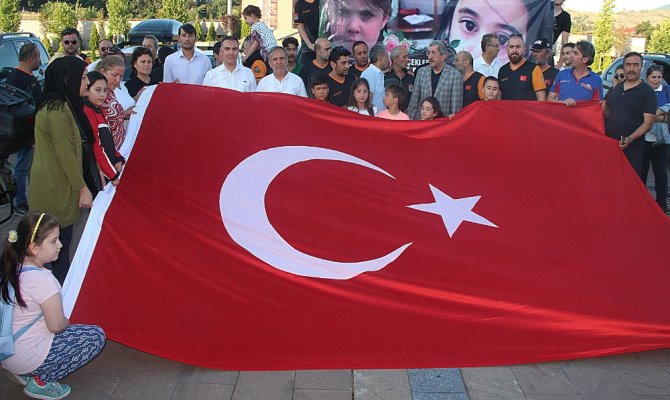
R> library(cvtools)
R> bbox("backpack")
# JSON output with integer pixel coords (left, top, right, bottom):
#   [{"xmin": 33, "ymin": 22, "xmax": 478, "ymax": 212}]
[{"xmin": 0, "ymin": 266, "xmax": 43, "ymax": 362}]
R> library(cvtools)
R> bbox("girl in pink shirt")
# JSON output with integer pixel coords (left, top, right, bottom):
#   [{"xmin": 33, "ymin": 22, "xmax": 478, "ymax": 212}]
[{"xmin": 1, "ymin": 213, "xmax": 106, "ymax": 399}]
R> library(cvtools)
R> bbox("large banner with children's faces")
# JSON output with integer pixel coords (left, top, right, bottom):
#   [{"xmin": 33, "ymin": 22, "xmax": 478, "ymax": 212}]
[{"xmin": 319, "ymin": 0, "xmax": 553, "ymax": 66}]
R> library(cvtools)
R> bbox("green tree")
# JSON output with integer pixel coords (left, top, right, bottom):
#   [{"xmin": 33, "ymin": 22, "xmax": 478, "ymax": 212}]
[
  {"xmin": 107, "ymin": 0, "xmax": 131, "ymax": 38},
  {"xmin": 95, "ymin": 8, "xmax": 105, "ymax": 38},
  {"xmin": 0, "ymin": 0, "xmax": 21, "ymax": 33},
  {"xmin": 593, "ymin": 0, "xmax": 615, "ymax": 73},
  {"xmin": 89, "ymin": 20, "xmax": 100, "ymax": 58},
  {"xmin": 39, "ymin": 1, "xmax": 77, "ymax": 45},
  {"xmin": 195, "ymin": 19, "xmax": 203, "ymax": 40},
  {"xmin": 612, "ymin": 27, "xmax": 631, "ymax": 57},
  {"xmin": 635, "ymin": 20, "xmax": 657, "ymax": 49},
  {"xmin": 648, "ymin": 19, "xmax": 670, "ymax": 54},
  {"xmin": 240, "ymin": 19, "xmax": 250, "ymax": 39},
  {"xmin": 206, "ymin": 21, "xmax": 216, "ymax": 40},
  {"xmin": 160, "ymin": 0, "xmax": 188, "ymax": 22}
]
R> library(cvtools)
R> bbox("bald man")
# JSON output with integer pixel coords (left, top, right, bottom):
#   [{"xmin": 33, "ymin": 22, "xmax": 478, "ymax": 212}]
[
  {"xmin": 299, "ymin": 38, "xmax": 332, "ymax": 88},
  {"xmin": 453, "ymin": 50, "xmax": 485, "ymax": 107}
]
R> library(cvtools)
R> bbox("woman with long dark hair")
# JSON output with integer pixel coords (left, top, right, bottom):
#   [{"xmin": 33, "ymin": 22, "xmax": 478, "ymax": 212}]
[
  {"xmin": 0, "ymin": 212, "xmax": 105, "ymax": 399},
  {"xmin": 29, "ymin": 56, "xmax": 101, "ymax": 285}
]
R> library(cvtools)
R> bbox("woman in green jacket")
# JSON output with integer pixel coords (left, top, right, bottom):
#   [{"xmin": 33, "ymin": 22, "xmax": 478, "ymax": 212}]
[{"xmin": 29, "ymin": 56, "xmax": 101, "ymax": 285}]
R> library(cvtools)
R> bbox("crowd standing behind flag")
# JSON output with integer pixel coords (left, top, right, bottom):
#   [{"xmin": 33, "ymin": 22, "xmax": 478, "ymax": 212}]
[{"xmin": 4, "ymin": 17, "xmax": 670, "ymax": 343}]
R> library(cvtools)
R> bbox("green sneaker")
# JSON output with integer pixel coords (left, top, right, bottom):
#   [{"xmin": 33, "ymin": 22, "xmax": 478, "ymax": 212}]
[{"xmin": 23, "ymin": 376, "xmax": 71, "ymax": 400}]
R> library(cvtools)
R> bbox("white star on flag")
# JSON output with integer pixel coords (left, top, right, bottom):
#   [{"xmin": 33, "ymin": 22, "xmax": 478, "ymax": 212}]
[{"xmin": 408, "ymin": 184, "xmax": 498, "ymax": 237}]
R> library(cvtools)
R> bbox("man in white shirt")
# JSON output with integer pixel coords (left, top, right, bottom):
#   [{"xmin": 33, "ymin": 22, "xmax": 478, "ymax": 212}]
[
  {"xmin": 473, "ymin": 34, "xmax": 502, "ymax": 78},
  {"xmin": 257, "ymin": 47, "xmax": 307, "ymax": 97},
  {"xmin": 360, "ymin": 44, "xmax": 390, "ymax": 112},
  {"xmin": 163, "ymin": 23, "xmax": 212, "ymax": 85},
  {"xmin": 203, "ymin": 36, "xmax": 257, "ymax": 92}
]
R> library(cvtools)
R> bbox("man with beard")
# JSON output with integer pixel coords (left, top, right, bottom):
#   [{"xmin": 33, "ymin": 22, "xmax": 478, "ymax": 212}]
[
  {"xmin": 454, "ymin": 50, "xmax": 485, "ymax": 107},
  {"xmin": 163, "ymin": 24, "xmax": 211, "ymax": 84},
  {"xmin": 300, "ymin": 38, "xmax": 332, "ymax": 88},
  {"xmin": 473, "ymin": 34, "xmax": 502, "ymax": 78},
  {"xmin": 530, "ymin": 38, "xmax": 559, "ymax": 96},
  {"xmin": 384, "ymin": 45, "xmax": 414, "ymax": 112},
  {"xmin": 498, "ymin": 34, "xmax": 546, "ymax": 101},
  {"xmin": 203, "ymin": 36, "xmax": 257, "ymax": 92},
  {"xmin": 348, "ymin": 41, "xmax": 369, "ymax": 80},
  {"xmin": 407, "ymin": 40, "xmax": 463, "ymax": 119},
  {"xmin": 283, "ymin": 37, "xmax": 303, "ymax": 75},
  {"xmin": 326, "ymin": 46, "xmax": 353, "ymax": 106},
  {"xmin": 51, "ymin": 27, "xmax": 90, "ymax": 63}
]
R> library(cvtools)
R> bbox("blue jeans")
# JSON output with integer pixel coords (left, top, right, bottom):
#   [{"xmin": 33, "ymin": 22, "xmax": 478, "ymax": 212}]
[{"xmin": 12, "ymin": 146, "xmax": 33, "ymax": 206}]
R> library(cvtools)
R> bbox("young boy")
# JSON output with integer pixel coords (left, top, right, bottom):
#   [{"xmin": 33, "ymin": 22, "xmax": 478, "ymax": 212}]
[
  {"xmin": 377, "ymin": 84, "xmax": 409, "ymax": 120},
  {"xmin": 483, "ymin": 76, "xmax": 501, "ymax": 100},
  {"xmin": 311, "ymin": 73, "xmax": 330, "ymax": 102}
]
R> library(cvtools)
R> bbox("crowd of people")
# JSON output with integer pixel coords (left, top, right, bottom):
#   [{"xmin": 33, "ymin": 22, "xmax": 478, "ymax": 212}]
[{"xmin": 0, "ymin": 4, "xmax": 668, "ymax": 397}]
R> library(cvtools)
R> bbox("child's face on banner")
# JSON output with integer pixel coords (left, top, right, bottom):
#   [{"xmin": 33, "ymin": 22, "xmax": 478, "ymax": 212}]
[
  {"xmin": 327, "ymin": 0, "xmax": 390, "ymax": 50},
  {"xmin": 448, "ymin": 0, "xmax": 528, "ymax": 64}
]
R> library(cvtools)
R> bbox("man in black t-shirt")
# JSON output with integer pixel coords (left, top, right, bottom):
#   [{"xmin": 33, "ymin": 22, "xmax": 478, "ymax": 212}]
[
  {"xmin": 498, "ymin": 35, "xmax": 546, "ymax": 101},
  {"xmin": 5, "ymin": 43, "xmax": 42, "ymax": 215},
  {"xmin": 603, "ymin": 52, "xmax": 657, "ymax": 179},
  {"xmin": 299, "ymin": 38, "xmax": 332, "ymax": 88},
  {"xmin": 553, "ymin": 0, "xmax": 571, "ymax": 67},
  {"xmin": 347, "ymin": 41, "xmax": 369, "ymax": 80},
  {"xmin": 454, "ymin": 51, "xmax": 484, "ymax": 107},
  {"xmin": 326, "ymin": 46, "xmax": 354, "ymax": 106},
  {"xmin": 294, "ymin": 0, "xmax": 320, "ymax": 65},
  {"xmin": 530, "ymin": 38, "xmax": 559, "ymax": 96}
]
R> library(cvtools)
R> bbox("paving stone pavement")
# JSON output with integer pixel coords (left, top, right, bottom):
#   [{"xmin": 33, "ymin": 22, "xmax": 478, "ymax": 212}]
[{"xmin": 0, "ymin": 164, "xmax": 669, "ymax": 399}]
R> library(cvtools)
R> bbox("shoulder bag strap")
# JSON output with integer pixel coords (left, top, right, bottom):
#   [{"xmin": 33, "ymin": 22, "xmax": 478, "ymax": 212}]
[{"xmin": 12, "ymin": 267, "xmax": 45, "ymax": 340}]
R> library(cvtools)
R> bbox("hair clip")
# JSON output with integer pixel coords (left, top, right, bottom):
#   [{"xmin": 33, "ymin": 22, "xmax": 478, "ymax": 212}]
[{"xmin": 8, "ymin": 230, "xmax": 18, "ymax": 243}]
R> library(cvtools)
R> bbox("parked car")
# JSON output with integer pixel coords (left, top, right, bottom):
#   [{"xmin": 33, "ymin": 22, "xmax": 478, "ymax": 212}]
[
  {"xmin": 601, "ymin": 53, "xmax": 670, "ymax": 94},
  {"xmin": 127, "ymin": 19, "xmax": 181, "ymax": 45},
  {"xmin": 0, "ymin": 32, "xmax": 50, "ymax": 87}
]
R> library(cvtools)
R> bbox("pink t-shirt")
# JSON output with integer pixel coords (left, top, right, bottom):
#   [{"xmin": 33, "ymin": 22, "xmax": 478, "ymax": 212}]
[
  {"xmin": 1, "ymin": 267, "xmax": 60, "ymax": 374},
  {"xmin": 377, "ymin": 109, "xmax": 410, "ymax": 120}
]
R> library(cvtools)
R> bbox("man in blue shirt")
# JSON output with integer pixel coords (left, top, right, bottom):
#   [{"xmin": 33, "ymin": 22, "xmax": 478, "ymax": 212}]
[{"xmin": 548, "ymin": 41, "xmax": 603, "ymax": 106}]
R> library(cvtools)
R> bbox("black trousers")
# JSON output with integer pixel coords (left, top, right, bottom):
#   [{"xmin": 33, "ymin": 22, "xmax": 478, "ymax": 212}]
[{"xmin": 642, "ymin": 142, "xmax": 670, "ymax": 208}]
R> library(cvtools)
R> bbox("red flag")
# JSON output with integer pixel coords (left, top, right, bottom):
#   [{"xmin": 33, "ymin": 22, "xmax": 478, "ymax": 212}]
[{"xmin": 66, "ymin": 84, "xmax": 670, "ymax": 370}]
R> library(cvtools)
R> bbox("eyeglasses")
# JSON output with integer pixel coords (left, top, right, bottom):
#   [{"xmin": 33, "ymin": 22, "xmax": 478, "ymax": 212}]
[
  {"xmin": 487, "ymin": 43, "xmax": 500, "ymax": 49},
  {"xmin": 63, "ymin": 39, "xmax": 78, "ymax": 45},
  {"xmin": 100, "ymin": 47, "xmax": 110, "ymax": 52},
  {"xmin": 615, "ymin": 74, "xmax": 625, "ymax": 79}
]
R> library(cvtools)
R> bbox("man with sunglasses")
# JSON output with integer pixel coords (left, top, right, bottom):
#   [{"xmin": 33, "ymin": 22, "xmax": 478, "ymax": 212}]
[
  {"xmin": 603, "ymin": 52, "xmax": 657, "ymax": 179},
  {"xmin": 50, "ymin": 27, "xmax": 90, "ymax": 64},
  {"xmin": 88, "ymin": 39, "xmax": 113, "ymax": 72}
]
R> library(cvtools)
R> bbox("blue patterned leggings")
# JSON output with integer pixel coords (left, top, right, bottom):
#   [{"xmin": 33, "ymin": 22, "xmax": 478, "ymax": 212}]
[{"xmin": 31, "ymin": 324, "xmax": 106, "ymax": 382}]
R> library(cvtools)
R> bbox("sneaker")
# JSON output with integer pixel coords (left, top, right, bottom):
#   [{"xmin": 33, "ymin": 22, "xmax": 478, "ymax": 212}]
[
  {"xmin": 14, "ymin": 203, "xmax": 28, "ymax": 216},
  {"xmin": 23, "ymin": 376, "xmax": 71, "ymax": 400}
]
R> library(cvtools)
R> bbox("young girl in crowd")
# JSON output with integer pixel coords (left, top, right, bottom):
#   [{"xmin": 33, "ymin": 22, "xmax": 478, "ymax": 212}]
[
  {"xmin": 84, "ymin": 71, "xmax": 125, "ymax": 187},
  {"xmin": 1, "ymin": 212, "xmax": 106, "ymax": 399},
  {"xmin": 420, "ymin": 97, "xmax": 444, "ymax": 120},
  {"xmin": 241, "ymin": 5, "xmax": 278, "ymax": 63},
  {"xmin": 347, "ymin": 78, "xmax": 376, "ymax": 116},
  {"xmin": 483, "ymin": 76, "xmax": 501, "ymax": 100}
]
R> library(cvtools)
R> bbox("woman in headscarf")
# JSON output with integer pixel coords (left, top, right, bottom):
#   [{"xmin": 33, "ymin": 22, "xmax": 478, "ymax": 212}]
[{"xmin": 29, "ymin": 56, "xmax": 102, "ymax": 285}]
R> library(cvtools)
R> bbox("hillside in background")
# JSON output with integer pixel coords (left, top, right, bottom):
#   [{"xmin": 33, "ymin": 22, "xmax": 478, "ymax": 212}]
[{"xmin": 569, "ymin": 8, "xmax": 670, "ymax": 33}]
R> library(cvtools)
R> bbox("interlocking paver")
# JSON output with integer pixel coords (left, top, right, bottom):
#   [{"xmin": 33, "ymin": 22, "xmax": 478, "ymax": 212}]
[
  {"xmin": 606, "ymin": 353, "xmax": 670, "ymax": 396},
  {"xmin": 461, "ymin": 366, "xmax": 525, "ymax": 400},
  {"xmin": 293, "ymin": 389, "xmax": 352, "ymax": 400},
  {"xmin": 354, "ymin": 369, "xmax": 412, "ymax": 400},
  {"xmin": 231, "ymin": 371, "xmax": 295, "ymax": 400},
  {"xmin": 169, "ymin": 381, "xmax": 235, "ymax": 400},
  {"xmin": 294, "ymin": 369, "xmax": 352, "ymax": 391},
  {"xmin": 511, "ymin": 363, "xmax": 577, "ymax": 395}
]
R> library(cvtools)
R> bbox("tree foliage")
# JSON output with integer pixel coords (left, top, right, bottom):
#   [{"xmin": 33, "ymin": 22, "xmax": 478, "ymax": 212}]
[
  {"xmin": 612, "ymin": 27, "xmax": 631, "ymax": 57},
  {"xmin": 206, "ymin": 21, "xmax": 216, "ymax": 41},
  {"xmin": 160, "ymin": 0, "xmax": 188, "ymax": 22},
  {"xmin": 39, "ymin": 1, "xmax": 77, "ymax": 38},
  {"xmin": 195, "ymin": 19, "xmax": 203, "ymax": 40},
  {"xmin": 648, "ymin": 19, "xmax": 670, "ymax": 53},
  {"xmin": 89, "ymin": 19, "xmax": 100, "ymax": 58},
  {"xmin": 107, "ymin": 0, "xmax": 131, "ymax": 37},
  {"xmin": 95, "ymin": 8, "xmax": 105, "ymax": 38},
  {"xmin": 635, "ymin": 20, "xmax": 657, "ymax": 49},
  {"xmin": 593, "ymin": 0, "xmax": 615, "ymax": 72},
  {"xmin": 0, "ymin": 0, "xmax": 21, "ymax": 33}
]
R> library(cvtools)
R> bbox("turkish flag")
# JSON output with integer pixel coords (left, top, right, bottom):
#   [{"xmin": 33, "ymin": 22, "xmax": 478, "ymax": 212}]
[{"xmin": 64, "ymin": 84, "xmax": 670, "ymax": 370}]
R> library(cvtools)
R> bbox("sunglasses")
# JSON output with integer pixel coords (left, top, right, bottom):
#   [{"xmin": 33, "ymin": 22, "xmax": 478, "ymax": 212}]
[
  {"xmin": 63, "ymin": 39, "xmax": 78, "ymax": 45},
  {"xmin": 615, "ymin": 74, "xmax": 625, "ymax": 79},
  {"xmin": 649, "ymin": 64, "xmax": 664, "ymax": 72}
]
